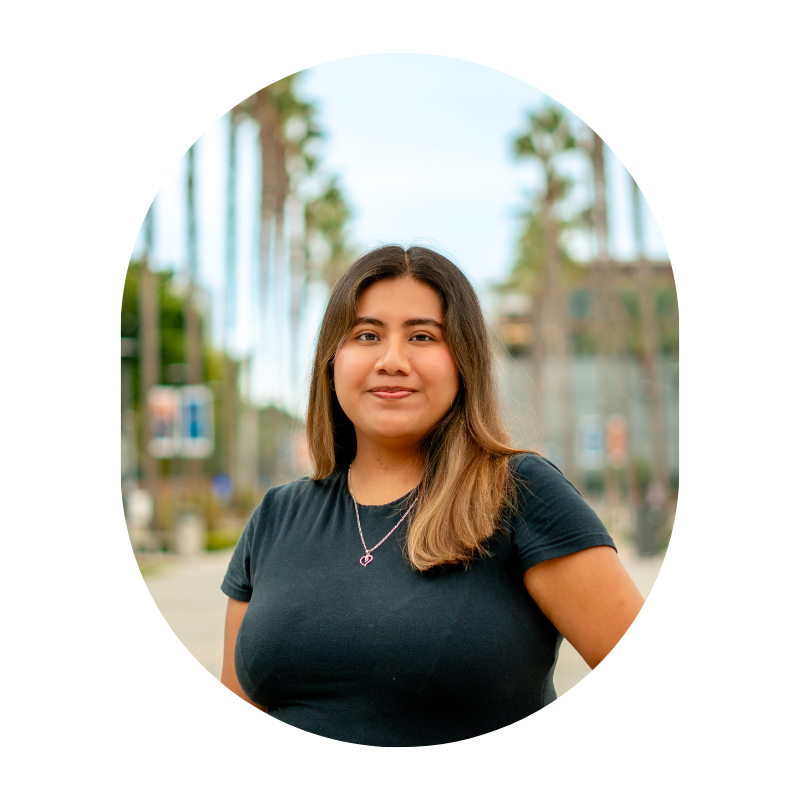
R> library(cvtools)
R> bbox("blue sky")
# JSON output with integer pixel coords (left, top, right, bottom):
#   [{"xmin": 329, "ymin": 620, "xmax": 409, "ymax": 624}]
[{"xmin": 133, "ymin": 53, "xmax": 668, "ymax": 410}]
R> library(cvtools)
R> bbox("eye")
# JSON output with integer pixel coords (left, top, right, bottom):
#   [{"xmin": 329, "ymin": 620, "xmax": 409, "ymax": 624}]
[
  {"xmin": 410, "ymin": 332, "xmax": 435, "ymax": 342},
  {"xmin": 355, "ymin": 331, "xmax": 379, "ymax": 341}
]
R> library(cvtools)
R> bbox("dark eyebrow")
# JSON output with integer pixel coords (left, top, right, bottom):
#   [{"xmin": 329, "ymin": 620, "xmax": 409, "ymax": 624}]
[{"xmin": 352, "ymin": 316, "xmax": 443, "ymax": 330}]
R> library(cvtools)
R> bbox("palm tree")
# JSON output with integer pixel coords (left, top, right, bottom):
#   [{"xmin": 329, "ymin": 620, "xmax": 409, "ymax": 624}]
[
  {"xmin": 221, "ymin": 109, "xmax": 240, "ymax": 488},
  {"xmin": 137, "ymin": 206, "xmax": 160, "ymax": 506},
  {"xmin": 585, "ymin": 131, "xmax": 641, "ymax": 522},
  {"xmin": 185, "ymin": 143, "xmax": 202, "ymax": 387},
  {"xmin": 631, "ymin": 177, "xmax": 669, "ymax": 495},
  {"xmin": 512, "ymin": 105, "xmax": 582, "ymax": 481},
  {"xmin": 235, "ymin": 75, "xmax": 324, "ymax": 409},
  {"xmin": 183, "ymin": 142, "xmax": 204, "ymax": 495},
  {"xmin": 304, "ymin": 176, "xmax": 353, "ymax": 289}
]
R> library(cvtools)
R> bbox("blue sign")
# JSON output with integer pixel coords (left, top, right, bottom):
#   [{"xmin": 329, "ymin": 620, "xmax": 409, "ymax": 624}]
[
  {"xmin": 576, "ymin": 414, "xmax": 605, "ymax": 470},
  {"xmin": 180, "ymin": 385, "xmax": 214, "ymax": 459}
]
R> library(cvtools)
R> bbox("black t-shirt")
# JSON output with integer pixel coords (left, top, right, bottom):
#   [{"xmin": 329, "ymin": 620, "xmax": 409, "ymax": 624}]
[{"xmin": 221, "ymin": 453, "xmax": 615, "ymax": 746}]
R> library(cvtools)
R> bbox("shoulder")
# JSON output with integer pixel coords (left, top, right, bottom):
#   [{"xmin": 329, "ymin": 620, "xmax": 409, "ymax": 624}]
[
  {"xmin": 503, "ymin": 452, "xmax": 616, "ymax": 571},
  {"xmin": 508, "ymin": 452, "xmax": 580, "ymax": 500},
  {"xmin": 509, "ymin": 453, "xmax": 586, "ymax": 520},
  {"xmin": 509, "ymin": 451, "xmax": 563, "ymax": 478},
  {"xmin": 251, "ymin": 472, "xmax": 345, "ymax": 520},
  {"xmin": 235, "ymin": 472, "xmax": 344, "ymax": 556}
]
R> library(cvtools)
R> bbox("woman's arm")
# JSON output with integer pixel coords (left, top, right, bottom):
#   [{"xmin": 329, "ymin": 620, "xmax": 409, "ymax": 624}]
[
  {"xmin": 523, "ymin": 545, "xmax": 645, "ymax": 669},
  {"xmin": 221, "ymin": 598, "xmax": 268, "ymax": 711}
]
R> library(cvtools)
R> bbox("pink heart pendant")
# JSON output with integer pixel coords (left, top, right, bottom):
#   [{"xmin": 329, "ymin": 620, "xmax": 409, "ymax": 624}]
[{"xmin": 359, "ymin": 554, "xmax": 374, "ymax": 567}]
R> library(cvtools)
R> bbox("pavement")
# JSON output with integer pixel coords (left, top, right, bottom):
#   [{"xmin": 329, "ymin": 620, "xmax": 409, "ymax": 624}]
[{"xmin": 142, "ymin": 540, "xmax": 666, "ymax": 695}]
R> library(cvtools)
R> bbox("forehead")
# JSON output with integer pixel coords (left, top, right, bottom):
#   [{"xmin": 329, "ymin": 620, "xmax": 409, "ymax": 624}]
[{"xmin": 356, "ymin": 278, "xmax": 443, "ymax": 319}]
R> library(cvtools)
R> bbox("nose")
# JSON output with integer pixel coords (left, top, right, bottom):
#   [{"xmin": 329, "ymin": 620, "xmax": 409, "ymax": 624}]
[{"xmin": 374, "ymin": 335, "xmax": 411, "ymax": 375}]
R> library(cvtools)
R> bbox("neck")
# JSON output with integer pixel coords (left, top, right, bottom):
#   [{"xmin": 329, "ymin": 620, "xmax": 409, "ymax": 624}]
[{"xmin": 348, "ymin": 444, "xmax": 423, "ymax": 506}]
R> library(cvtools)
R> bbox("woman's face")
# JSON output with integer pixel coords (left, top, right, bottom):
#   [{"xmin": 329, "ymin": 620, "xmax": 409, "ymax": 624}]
[{"xmin": 333, "ymin": 277, "xmax": 460, "ymax": 455}]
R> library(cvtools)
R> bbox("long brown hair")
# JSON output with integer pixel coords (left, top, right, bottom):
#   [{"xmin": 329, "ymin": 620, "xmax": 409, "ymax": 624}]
[{"xmin": 306, "ymin": 244, "xmax": 529, "ymax": 570}]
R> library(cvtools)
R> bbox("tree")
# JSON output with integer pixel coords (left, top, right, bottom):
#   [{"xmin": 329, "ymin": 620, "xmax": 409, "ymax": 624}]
[
  {"xmin": 304, "ymin": 176, "xmax": 354, "ymax": 289},
  {"xmin": 229, "ymin": 74, "xmax": 352, "ymax": 493},
  {"xmin": 235, "ymin": 76, "xmax": 322, "ymax": 342},
  {"xmin": 235, "ymin": 74, "xmax": 344, "ymax": 411},
  {"xmin": 511, "ymin": 105, "xmax": 585, "ymax": 481},
  {"xmin": 584, "ymin": 131, "xmax": 640, "ymax": 518},
  {"xmin": 631, "ymin": 176, "xmax": 669, "ymax": 494},
  {"xmin": 122, "ymin": 265, "xmax": 227, "ymax": 458}
]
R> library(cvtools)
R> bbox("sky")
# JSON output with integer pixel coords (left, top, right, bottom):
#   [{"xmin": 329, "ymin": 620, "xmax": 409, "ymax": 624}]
[{"xmin": 132, "ymin": 53, "xmax": 669, "ymax": 412}]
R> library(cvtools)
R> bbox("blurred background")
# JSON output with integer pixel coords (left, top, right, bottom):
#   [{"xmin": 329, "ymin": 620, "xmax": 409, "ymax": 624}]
[{"xmin": 124, "ymin": 55, "xmax": 676, "ymax": 688}]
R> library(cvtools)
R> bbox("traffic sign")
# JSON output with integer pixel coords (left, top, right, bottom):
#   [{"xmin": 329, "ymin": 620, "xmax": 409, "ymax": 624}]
[
  {"xmin": 606, "ymin": 414, "xmax": 628, "ymax": 468},
  {"xmin": 147, "ymin": 386, "xmax": 180, "ymax": 458},
  {"xmin": 576, "ymin": 414, "xmax": 605, "ymax": 470},
  {"xmin": 146, "ymin": 384, "xmax": 215, "ymax": 459},
  {"xmin": 180, "ymin": 385, "xmax": 214, "ymax": 459}
]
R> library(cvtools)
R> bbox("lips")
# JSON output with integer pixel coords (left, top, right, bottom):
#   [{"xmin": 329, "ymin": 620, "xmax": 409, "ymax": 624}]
[{"xmin": 369, "ymin": 386, "xmax": 417, "ymax": 400}]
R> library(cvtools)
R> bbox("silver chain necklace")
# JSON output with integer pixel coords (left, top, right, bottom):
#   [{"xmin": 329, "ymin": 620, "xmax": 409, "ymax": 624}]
[{"xmin": 347, "ymin": 464, "xmax": 418, "ymax": 567}]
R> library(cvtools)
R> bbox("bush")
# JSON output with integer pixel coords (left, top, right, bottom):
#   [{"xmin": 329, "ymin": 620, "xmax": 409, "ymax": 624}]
[{"xmin": 206, "ymin": 529, "xmax": 242, "ymax": 551}]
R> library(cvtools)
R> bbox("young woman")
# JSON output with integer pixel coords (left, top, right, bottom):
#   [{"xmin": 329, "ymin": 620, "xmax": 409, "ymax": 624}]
[{"xmin": 220, "ymin": 245, "xmax": 644, "ymax": 746}]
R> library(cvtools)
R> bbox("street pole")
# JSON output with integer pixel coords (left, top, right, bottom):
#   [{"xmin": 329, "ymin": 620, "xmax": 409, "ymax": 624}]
[
  {"xmin": 589, "ymin": 131, "xmax": 620, "ymax": 525},
  {"xmin": 138, "ymin": 208, "xmax": 160, "ymax": 525},
  {"xmin": 223, "ymin": 110, "xmax": 239, "ymax": 495},
  {"xmin": 185, "ymin": 144, "xmax": 203, "ymax": 498},
  {"xmin": 632, "ymin": 178, "xmax": 668, "ymax": 494}
]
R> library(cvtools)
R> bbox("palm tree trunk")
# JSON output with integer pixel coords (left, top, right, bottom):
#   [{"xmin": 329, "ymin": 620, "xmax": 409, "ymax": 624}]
[
  {"xmin": 256, "ymin": 89, "xmax": 279, "ymax": 403},
  {"xmin": 236, "ymin": 355, "xmax": 259, "ymax": 497},
  {"xmin": 287, "ymin": 192, "xmax": 305, "ymax": 407},
  {"xmin": 590, "ymin": 132, "xmax": 640, "ymax": 524},
  {"xmin": 185, "ymin": 144, "xmax": 202, "ymax": 386},
  {"xmin": 185, "ymin": 143, "xmax": 203, "ymax": 493},
  {"xmin": 545, "ymin": 209, "xmax": 581, "ymax": 488},
  {"xmin": 542, "ymin": 192, "xmax": 576, "ymax": 483},
  {"xmin": 138, "ymin": 238, "xmax": 160, "ymax": 503},
  {"xmin": 589, "ymin": 132, "xmax": 617, "ymax": 518},
  {"xmin": 223, "ymin": 110, "xmax": 238, "ymax": 488},
  {"xmin": 273, "ymin": 199, "xmax": 286, "ymax": 407},
  {"xmin": 632, "ymin": 178, "xmax": 668, "ymax": 492}
]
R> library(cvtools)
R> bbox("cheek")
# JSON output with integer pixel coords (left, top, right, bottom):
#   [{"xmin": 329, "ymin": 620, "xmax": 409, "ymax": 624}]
[
  {"xmin": 333, "ymin": 350, "xmax": 366, "ymax": 392},
  {"xmin": 428, "ymin": 351, "xmax": 460, "ymax": 396}
]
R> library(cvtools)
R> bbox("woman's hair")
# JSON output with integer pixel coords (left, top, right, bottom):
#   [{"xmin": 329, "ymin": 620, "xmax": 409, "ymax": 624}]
[{"xmin": 306, "ymin": 244, "xmax": 529, "ymax": 570}]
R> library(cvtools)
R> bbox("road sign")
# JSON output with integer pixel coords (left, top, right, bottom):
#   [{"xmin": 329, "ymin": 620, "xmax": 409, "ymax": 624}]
[
  {"xmin": 147, "ymin": 384, "xmax": 215, "ymax": 459},
  {"xmin": 180, "ymin": 385, "xmax": 214, "ymax": 459},
  {"xmin": 147, "ymin": 386, "xmax": 180, "ymax": 458},
  {"xmin": 576, "ymin": 414, "xmax": 605, "ymax": 470},
  {"xmin": 606, "ymin": 414, "xmax": 628, "ymax": 468}
]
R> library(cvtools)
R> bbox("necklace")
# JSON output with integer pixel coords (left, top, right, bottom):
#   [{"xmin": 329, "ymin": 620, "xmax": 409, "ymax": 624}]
[{"xmin": 347, "ymin": 464, "xmax": 418, "ymax": 567}]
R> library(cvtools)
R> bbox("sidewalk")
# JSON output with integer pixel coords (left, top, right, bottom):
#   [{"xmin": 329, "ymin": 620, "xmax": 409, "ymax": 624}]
[
  {"xmin": 143, "ymin": 548, "xmax": 235, "ymax": 681},
  {"xmin": 143, "ymin": 541, "xmax": 666, "ymax": 692}
]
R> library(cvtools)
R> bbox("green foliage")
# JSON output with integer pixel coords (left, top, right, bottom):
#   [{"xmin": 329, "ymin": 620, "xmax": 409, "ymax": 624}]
[
  {"xmin": 504, "ymin": 104, "xmax": 589, "ymax": 295},
  {"xmin": 206, "ymin": 529, "xmax": 242, "ymax": 551},
  {"xmin": 235, "ymin": 72, "xmax": 354, "ymax": 285},
  {"xmin": 272, "ymin": 74, "xmax": 324, "ymax": 172},
  {"xmin": 122, "ymin": 261, "xmax": 227, "ymax": 409},
  {"xmin": 632, "ymin": 456, "xmax": 653, "ymax": 494},
  {"xmin": 150, "ymin": 483, "xmax": 232, "ymax": 534},
  {"xmin": 583, "ymin": 470, "xmax": 606, "ymax": 494},
  {"xmin": 512, "ymin": 106, "xmax": 579, "ymax": 170},
  {"xmin": 615, "ymin": 285, "xmax": 679, "ymax": 357},
  {"xmin": 305, "ymin": 176, "xmax": 355, "ymax": 287}
]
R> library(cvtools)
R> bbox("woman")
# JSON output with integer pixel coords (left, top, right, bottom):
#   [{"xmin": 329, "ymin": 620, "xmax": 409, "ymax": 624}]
[{"xmin": 220, "ymin": 245, "xmax": 644, "ymax": 746}]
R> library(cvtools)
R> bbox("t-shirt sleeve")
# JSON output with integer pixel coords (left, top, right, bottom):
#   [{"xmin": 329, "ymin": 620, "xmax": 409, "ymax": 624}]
[
  {"xmin": 509, "ymin": 454, "xmax": 616, "ymax": 573},
  {"xmin": 220, "ymin": 502, "xmax": 261, "ymax": 602}
]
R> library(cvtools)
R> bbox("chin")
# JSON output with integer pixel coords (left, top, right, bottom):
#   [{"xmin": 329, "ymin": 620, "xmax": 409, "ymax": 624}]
[{"xmin": 368, "ymin": 423, "xmax": 429, "ymax": 447}]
